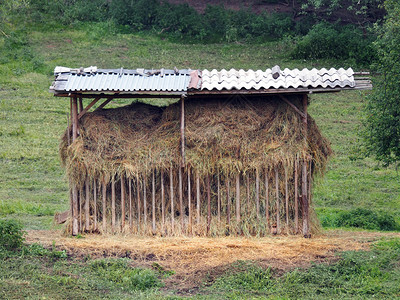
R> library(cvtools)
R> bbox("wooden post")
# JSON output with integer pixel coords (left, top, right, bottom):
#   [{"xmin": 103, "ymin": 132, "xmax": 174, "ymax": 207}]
[
  {"xmin": 188, "ymin": 168, "xmax": 192, "ymax": 234},
  {"xmin": 79, "ymin": 186, "xmax": 83, "ymax": 232},
  {"xmin": 102, "ymin": 180, "xmax": 107, "ymax": 232},
  {"xmin": 180, "ymin": 95, "xmax": 186, "ymax": 167},
  {"xmin": 93, "ymin": 179, "xmax": 97, "ymax": 232},
  {"xmin": 265, "ymin": 169, "xmax": 269, "ymax": 227},
  {"xmin": 256, "ymin": 168, "xmax": 260, "ymax": 219},
  {"xmin": 143, "ymin": 175, "xmax": 147, "ymax": 228},
  {"xmin": 170, "ymin": 167, "xmax": 174, "ymax": 232},
  {"xmin": 136, "ymin": 175, "xmax": 141, "ymax": 230},
  {"xmin": 71, "ymin": 96, "xmax": 79, "ymax": 235},
  {"xmin": 217, "ymin": 173, "xmax": 221, "ymax": 223},
  {"xmin": 196, "ymin": 170, "xmax": 200, "ymax": 225},
  {"xmin": 206, "ymin": 174, "xmax": 211, "ymax": 235},
  {"xmin": 111, "ymin": 176, "xmax": 115, "ymax": 233},
  {"xmin": 179, "ymin": 167, "xmax": 184, "ymax": 231},
  {"xmin": 67, "ymin": 113, "xmax": 70, "ymax": 146},
  {"xmin": 72, "ymin": 184, "xmax": 79, "ymax": 236},
  {"xmin": 236, "ymin": 174, "xmax": 240, "ymax": 225},
  {"xmin": 120, "ymin": 173, "xmax": 125, "ymax": 230},
  {"xmin": 294, "ymin": 157, "xmax": 299, "ymax": 234},
  {"xmin": 85, "ymin": 178, "xmax": 90, "ymax": 232},
  {"xmin": 152, "ymin": 170, "xmax": 156, "ymax": 234},
  {"xmin": 302, "ymin": 93, "xmax": 310, "ymax": 238},
  {"xmin": 275, "ymin": 167, "xmax": 280, "ymax": 233},
  {"xmin": 246, "ymin": 174, "xmax": 250, "ymax": 217},
  {"xmin": 226, "ymin": 177, "xmax": 231, "ymax": 226},
  {"xmin": 78, "ymin": 96, "xmax": 83, "ymax": 113},
  {"xmin": 129, "ymin": 178, "xmax": 133, "ymax": 230},
  {"xmin": 161, "ymin": 169, "xmax": 165, "ymax": 231},
  {"xmin": 285, "ymin": 167, "xmax": 289, "ymax": 231}
]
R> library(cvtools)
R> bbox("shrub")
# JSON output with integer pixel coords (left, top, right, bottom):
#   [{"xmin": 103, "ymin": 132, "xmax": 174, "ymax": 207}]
[
  {"xmin": 90, "ymin": 259, "xmax": 162, "ymax": 291},
  {"xmin": 336, "ymin": 208, "xmax": 399, "ymax": 231},
  {"xmin": 0, "ymin": 219, "xmax": 25, "ymax": 251}
]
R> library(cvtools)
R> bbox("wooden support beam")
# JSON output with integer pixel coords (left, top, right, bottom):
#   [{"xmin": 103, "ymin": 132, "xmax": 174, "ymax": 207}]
[
  {"xmin": 72, "ymin": 96, "xmax": 78, "ymax": 143},
  {"xmin": 102, "ymin": 180, "xmax": 107, "ymax": 232},
  {"xmin": 207, "ymin": 174, "xmax": 211, "ymax": 235},
  {"xmin": 188, "ymin": 168, "xmax": 192, "ymax": 234},
  {"xmin": 180, "ymin": 95, "xmax": 186, "ymax": 167},
  {"xmin": 78, "ymin": 97, "xmax": 101, "ymax": 119},
  {"xmin": 170, "ymin": 167, "xmax": 174, "ymax": 232},
  {"xmin": 129, "ymin": 178, "xmax": 133, "ymax": 230},
  {"xmin": 217, "ymin": 173, "xmax": 221, "ymax": 223},
  {"xmin": 79, "ymin": 187, "xmax": 83, "ymax": 232},
  {"xmin": 143, "ymin": 175, "xmax": 147, "ymax": 228},
  {"xmin": 121, "ymin": 173, "xmax": 125, "ymax": 230},
  {"xmin": 265, "ymin": 169, "xmax": 269, "ymax": 228},
  {"xmin": 72, "ymin": 183, "xmax": 79, "ymax": 236},
  {"xmin": 179, "ymin": 167, "xmax": 184, "ymax": 231},
  {"xmin": 161, "ymin": 169, "xmax": 165, "ymax": 231},
  {"xmin": 94, "ymin": 98, "xmax": 113, "ymax": 111},
  {"xmin": 67, "ymin": 113, "xmax": 70, "ymax": 146},
  {"xmin": 136, "ymin": 175, "xmax": 141, "ymax": 230},
  {"xmin": 85, "ymin": 178, "xmax": 90, "ymax": 232},
  {"xmin": 275, "ymin": 167, "xmax": 280, "ymax": 234},
  {"xmin": 302, "ymin": 93, "xmax": 310, "ymax": 238},
  {"xmin": 196, "ymin": 170, "xmax": 200, "ymax": 225},
  {"xmin": 285, "ymin": 167, "xmax": 289, "ymax": 232},
  {"xmin": 256, "ymin": 168, "xmax": 260, "ymax": 219},
  {"xmin": 236, "ymin": 174, "xmax": 240, "ymax": 225},
  {"xmin": 78, "ymin": 96, "xmax": 83, "ymax": 113},
  {"xmin": 246, "ymin": 174, "xmax": 250, "ymax": 217},
  {"xmin": 93, "ymin": 179, "xmax": 97, "ymax": 232},
  {"xmin": 226, "ymin": 178, "xmax": 231, "ymax": 227},
  {"xmin": 279, "ymin": 95, "xmax": 306, "ymax": 119},
  {"xmin": 294, "ymin": 157, "xmax": 299, "ymax": 234},
  {"xmin": 111, "ymin": 176, "xmax": 116, "ymax": 233},
  {"xmin": 152, "ymin": 170, "xmax": 156, "ymax": 234}
]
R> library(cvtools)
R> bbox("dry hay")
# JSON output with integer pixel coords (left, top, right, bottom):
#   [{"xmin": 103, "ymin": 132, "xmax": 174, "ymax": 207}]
[
  {"xmin": 26, "ymin": 230, "xmax": 400, "ymax": 291},
  {"xmin": 60, "ymin": 95, "xmax": 332, "ymax": 236}
]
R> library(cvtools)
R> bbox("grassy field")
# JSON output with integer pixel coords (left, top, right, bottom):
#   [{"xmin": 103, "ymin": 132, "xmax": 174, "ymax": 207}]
[{"xmin": 0, "ymin": 22, "xmax": 399, "ymax": 298}]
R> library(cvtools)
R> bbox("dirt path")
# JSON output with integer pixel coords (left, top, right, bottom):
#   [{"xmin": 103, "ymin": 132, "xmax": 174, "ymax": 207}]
[{"xmin": 26, "ymin": 230, "xmax": 400, "ymax": 293}]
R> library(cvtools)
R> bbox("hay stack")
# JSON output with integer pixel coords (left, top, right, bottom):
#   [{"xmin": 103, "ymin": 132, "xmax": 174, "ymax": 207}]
[{"xmin": 60, "ymin": 95, "xmax": 332, "ymax": 236}]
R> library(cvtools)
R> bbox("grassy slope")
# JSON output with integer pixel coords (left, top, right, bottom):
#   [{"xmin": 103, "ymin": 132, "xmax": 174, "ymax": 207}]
[{"xmin": 0, "ymin": 24, "xmax": 399, "ymax": 230}]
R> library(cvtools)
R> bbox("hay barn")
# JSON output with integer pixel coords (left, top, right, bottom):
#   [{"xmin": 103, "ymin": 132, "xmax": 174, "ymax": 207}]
[{"xmin": 50, "ymin": 66, "xmax": 372, "ymax": 237}]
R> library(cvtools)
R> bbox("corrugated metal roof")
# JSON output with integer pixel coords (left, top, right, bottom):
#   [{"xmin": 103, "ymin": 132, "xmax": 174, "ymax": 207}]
[
  {"xmin": 50, "ymin": 66, "xmax": 370, "ymax": 96},
  {"xmin": 51, "ymin": 67, "xmax": 192, "ymax": 94},
  {"xmin": 199, "ymin": 67, "xmax": 356, "ymax": 91}
]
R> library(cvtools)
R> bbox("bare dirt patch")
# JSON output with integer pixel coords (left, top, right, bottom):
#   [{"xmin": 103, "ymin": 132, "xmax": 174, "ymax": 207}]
[{"xmin": 25, "ymin": 230, "xmax": 400, "ymax": 294}]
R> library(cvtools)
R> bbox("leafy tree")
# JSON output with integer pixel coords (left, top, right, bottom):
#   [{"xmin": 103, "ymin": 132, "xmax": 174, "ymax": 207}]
[{"xmin": 364, "ymin": 0, "xmax": 400, "ymax": 166}]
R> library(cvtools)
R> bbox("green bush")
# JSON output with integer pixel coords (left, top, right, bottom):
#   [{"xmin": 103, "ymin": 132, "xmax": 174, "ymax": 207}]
[
  {"xmin": 291, "ymin": 22, "xmax": 376, "ymax": 66},
  {"xmin": 90, "ymin": 259, "xmax": 162, "ymax": 291},
  {"xmin": 0, "ymin": 219, "xmax": 25, "ymax": 251},
  {"xmin": 336, "ymin": 208, "xmax": 399, "ymax": 231}
]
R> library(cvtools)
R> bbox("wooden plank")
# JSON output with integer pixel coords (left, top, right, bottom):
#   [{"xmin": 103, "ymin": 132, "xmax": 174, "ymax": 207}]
[
  {"xmin": 188, "ymin": 168, "xmax": 192, "ymax": 234},
  {"xmin": 143, "ymin": 175, "xmax": 147, "ymax": 228},
  {"xmin": 279, "ymin": 95, "xmax": 306, "ymax": 119},
  {"xmin": 236, "ymin": 174, "xmax": 240, "ymax": 225},
  {"xmin": 129, "ymin": 178, "xmax": 133, "ymax": 230},
  {"xmin": 285, "ymin": 167, "xmax": 289, "ymax": 231},
  {"xmin": 72, "ymin": 96, "xmax": 78, "ymax": 142},
  {"xmin": 120, "ymin": 173, "xmax": 125, "ymax": 230},
  {"xmin": 137, "ymin": 175, "xmax": 141, "ymax": 230},
  {"xmin": 217, "ymin": 173, "xmax": 221, "ymax": 223},
  {"xmin": 79, "ymin": 187, "xmax": 83, "ymax": 232},
  {"xmin": 94, "ymin": 98, "xmax": 113, "ymax": 111},
  {"xmin": 246, "ymin": 174, "xmax": 250, "ymax": 217},
  {"xmin": 207, "ymin": 174, "xmax": 211, "ymax": 235},
  {"xmin": 226, "ymin": 178, "xmax": 231, "ymax": 226},
  {"xmin": 196, "ymin": 170, "xmax": 200, "ymax": 225},
  {"xmin": 161, "ymin": 169, "xmax": 165, "ymax": 230},
  {"xmin": 265, "ymin": 169, "xmax": 269, "ymax": 228},
  {"xmin": 294, "ymin": 157, "xmax": 299, "ymax": 234},
  {"xmin": 111, "ymin": 176, "xmax": 116, "ymax": 233},
  {"xmin": 93, "ymin": 179, "xmax": 97, "ymax": 232},
  {"xmin": 180, "ymin": 95, "xmax": 185, "ymax": 167},
  {"xmin": 72, "ymin": 184, "xmax": 79, "ymax": 235},
  {"xmin": 55, "ymin": 210, "xmax": 69, "ymax": 224},
  {"xmin": 302, "ymin": 93, "xmax": 310, "ymax": 238},
  {"xmin": 102, "ymin": 180, "xmax": 107, "ymax": 232},
  {"xmin": 85, "ymin": 178, "xmax": 90, "ymax": 232},
  {"xmin": 256, "ymin": 168, "xmax": 260, "ymax": 219},
  {"xmin": 152, "ymin": 170, "xmax": 156, "ymax": 234},
  {"xmin": 275, "ymin": 167, "xmax": 280, "ymax": 234},
  {"xmin": 78, "ymin": 96, "xmax": 83, "ymax": 113},
  {"xmin": 170, "ymin": 167, "xmax": 174, "ymax": 232},
  {"xmin": 179, "ymin": 167, "xmax": 184, "ymax": 230}
]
